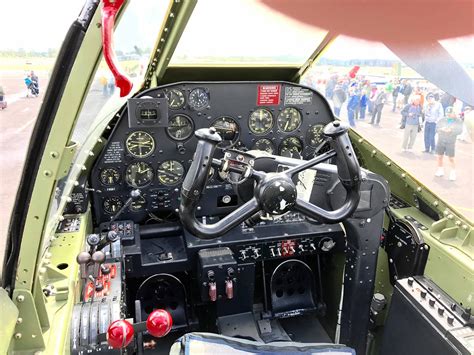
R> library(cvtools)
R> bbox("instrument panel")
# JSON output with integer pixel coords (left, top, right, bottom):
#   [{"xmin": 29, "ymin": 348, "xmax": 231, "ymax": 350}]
[{"xmin": 90, "ymin": 82, "xmax": 334, "ymax": 224}]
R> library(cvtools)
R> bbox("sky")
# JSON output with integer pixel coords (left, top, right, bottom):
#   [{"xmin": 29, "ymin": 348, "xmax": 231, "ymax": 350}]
[{"xmin": 1, "ymin": 0, "xmax": 472, "ymax": 66}]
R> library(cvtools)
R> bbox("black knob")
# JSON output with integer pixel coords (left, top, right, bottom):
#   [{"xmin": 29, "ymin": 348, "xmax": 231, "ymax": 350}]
[
  {"xmin": 101, "ymin": 264, "xmax": 111, "ymax": 275},
  {"xmin": 407, "ymin": 277, "xmax": 414, "ymax": 286},
  {"xmin": 87, "ymin": 234, "xmax": 100, "ymax": 247},
  {"xmin": 429, "ymin": 298, "xmax": 436, "ymax": 307},
  {"xmin": 447, "ymin": 316, "xmax": 454, "ymax": 325},
  {"xmin": 437, "ymin": 307, "xmax": 445, "ymax": 316},
  {"xmin": 95, "ymin": 282, "xmax": 104, "ymax": 292},
  {"xmin": 461, "ymin": 307, "xmax": 472, "ymax": 321},
  {"xmin": 450, "ymin": 303, "xmax": 457, "ymax": 312},
  {"xmin": 420, "ymin": 290, "xmax": 427, "ymax": 298}
]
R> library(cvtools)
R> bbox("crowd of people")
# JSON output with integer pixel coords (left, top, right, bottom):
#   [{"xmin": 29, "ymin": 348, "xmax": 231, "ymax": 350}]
[{"xmin": 302, "ymin": 70, "xmax": 472, "ymax": 182}]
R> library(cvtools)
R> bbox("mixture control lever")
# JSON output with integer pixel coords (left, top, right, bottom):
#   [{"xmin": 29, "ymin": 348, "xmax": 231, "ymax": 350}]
[
  {"xmin": 110, "ymin": 189, "xmax": 142, "ymax": 222},
  {"xmin": 96, "ymin": 230, "xmax": 120, "ymax": 251}
]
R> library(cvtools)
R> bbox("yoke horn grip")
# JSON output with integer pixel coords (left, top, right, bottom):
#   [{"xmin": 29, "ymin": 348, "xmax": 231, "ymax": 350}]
[
  {"xmin": 324, "ymin": 121, "xmax": 361, "ymax": 188},
  {"xmin": 181, "ymin": 128, "xmax": 222, "ymax": 204}
]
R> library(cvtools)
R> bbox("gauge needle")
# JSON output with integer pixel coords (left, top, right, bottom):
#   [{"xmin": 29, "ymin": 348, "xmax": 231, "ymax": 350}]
[
  {"xmin": 158, "ymin": 170, "xmax": 181, "ymax": 178},
  {"xmin": 284, "ymin": 119, "xmax": 290, "ymax": 131}
]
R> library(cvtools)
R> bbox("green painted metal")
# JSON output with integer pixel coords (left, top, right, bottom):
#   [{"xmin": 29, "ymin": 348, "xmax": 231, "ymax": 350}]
[
  {"xmin": 350, "ymin": 130, "xmax": 474, "ymax": 308},
  {"xmin": 0, "ymin": 288, "xmax": 19, "ymax": 354}
]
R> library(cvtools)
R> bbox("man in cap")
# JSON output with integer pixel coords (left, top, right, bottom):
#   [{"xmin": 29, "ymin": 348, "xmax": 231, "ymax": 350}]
[
  {"xmin": 423, "ymin": 93, "xmax": 444, "ymax": 153},
  {"xmin": 435, "ymin": 107, "xmax": 463, "ymax": 181}
]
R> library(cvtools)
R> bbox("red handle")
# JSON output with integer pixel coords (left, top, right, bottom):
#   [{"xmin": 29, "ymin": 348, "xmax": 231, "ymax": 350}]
[{"xmin": 101, "ymin": 0, "xmax": 133, "ymax": 97}]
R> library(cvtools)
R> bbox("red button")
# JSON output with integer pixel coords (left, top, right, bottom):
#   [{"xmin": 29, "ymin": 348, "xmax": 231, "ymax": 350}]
[{"xmin": 146, "ymin": 309, "xmax": 173, "ymax": 338}]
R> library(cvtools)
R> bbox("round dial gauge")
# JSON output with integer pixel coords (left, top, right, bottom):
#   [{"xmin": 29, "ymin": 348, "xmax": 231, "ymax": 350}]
[
  {"xmin": 249, "ymin": 109, "xmax": 273, "ymax": 135},
  {"xmin": 103, "ymin": 196, "xmax": 123, "ymax": 214},
  {"xmin": 188, "ymin": 88, "xmax": 209, "ymax": 110},
  {"xmin": 167, "ymin": 114, "xmax": 194, "ymax": 141},
  {"xmin": 126, "ymin": 131, "xmax": 155, "ymax": 158},
  {"xmin": 307, "ymin": 124, "xmax": 325, "ymax": 147},
  {"xmin": 130, "ymin": 195, "xmax": 147, "ymax": 212},
  {"xmin": 166, "ymin": 88, "xmax": 185, "ymax": 109},
  {"xmin": 252, "ymin": 138, "xmax": 275, "ymax": 154},
  {"xmin": 157, "ymin": 160, "xmax": 185, "ymax": 186},
  {"xmin": 100, "ymin": 168, "xmax": 120, "ymax": 186},
  {"xmin": 279, "ymin": 136, "xmax": 303, "ymax": 156},
  {"xmin": 125, "ymin": 162, "xmax": 154, "ymax": 188},
  {"xmin": 211, "ymin": 116, "xmax": 239, "ymax": 148},
  {"xmin": 277, "ymin": 107, "xmax": 302, "ymax": 132}
]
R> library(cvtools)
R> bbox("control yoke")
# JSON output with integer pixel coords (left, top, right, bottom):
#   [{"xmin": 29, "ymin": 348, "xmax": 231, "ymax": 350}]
[{"xmin": 179, "ymin": 121, "xmax": 361, "ymax": 239}]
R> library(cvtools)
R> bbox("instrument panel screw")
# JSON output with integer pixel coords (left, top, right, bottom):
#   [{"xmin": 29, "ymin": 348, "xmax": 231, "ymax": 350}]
[
  {"xmin": 16, "ymin": 318, "xmax": 23, "ymax": 324},
  {"xmin": 462, "ymin": 225, "xmax": 468, "ymax": 230},
  {"xmin": 386, "ymin": 161, "xmax": 391, "ymax": 166},
  {"xmin": 455, "ymin": 221, "xmax": 461, "ymax": 226},
  {"xmin": 417, "ymin": 187, "xmax": 422, "ymax": 192},
  {"xmin": 16, "ymin": 295, "xmax": 24, "ymax": 303},
  {"xmin": 14, "ymin": 333, "xmax": 22, "ymax": 340},
  {"xmin": 358, "ymin": 138, "xmax": 363, "ymax": 143},
  {"xmin": 433, "ymin": 201, "xmax": 439, "ymax": 206},
  {"xmin": 443, "ymin": 210, "xmax": 449, "ymax": 216},
  {"xmin": 43, "ymin": 170, "xmax": 52, "ymax": 177},
  {"xmin": 401, "ymin": 173, "xmax": 406, "ymax": 178},
  {"xmin": 447, "ymin": 214, "xmax": 453, "ymax": 220},
  {"xmin": 50, "ymin": 151, "xmax": 59, "ymax": 159}
]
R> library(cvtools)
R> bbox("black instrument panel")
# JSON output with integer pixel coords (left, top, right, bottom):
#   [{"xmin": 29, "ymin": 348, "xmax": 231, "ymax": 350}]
[{"xmin": 90, "ymin": 82, "xmax": 334, "ymax": 224}]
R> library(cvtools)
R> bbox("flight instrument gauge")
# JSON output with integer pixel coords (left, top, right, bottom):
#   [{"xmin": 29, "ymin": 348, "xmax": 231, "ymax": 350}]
[
  {"xmin": 279, "ymin": 136, "xmax": 303, "ymax": 156},
  {"xmin": 211, "ymin": 116, "xmax": 239, "ymax": 148},
  {"xmin": 125, "ymin": 162, "xmax": 154, "ymax": 188},
  {"xmin": 249, "ymin": 109, "xmax": 273, "ymax": 135},
  {"xmin": 158, "ymin": 160, "xmax": 185, "ymax": 185},
  {"xmin": 307, "ymin": 124, "xmax": 325, "ymax": 147},
  {"xmin": 167, "ymin": 114, "xmax": 194, "ymax": 141},
  {"xmin": 126, "ymin": 131, "xmax": 155, "ymax": 158},
  {"xmin": 166, "ymin": 88, "xmax": 185, "ymax": 109},
  {"xmin": 130, "ymin": 195, "xmax": 147, "ymax": 212},
  {"xmin": 188, "ymin": 87, "xmax": 209, "ymax": 110},
  {"xmin": 103, "ymin": 196, "xmax": 123, "ymax": 214},
  {"xmin": 252, "ymin": 138, "xmax": 275, "ymax": 154},
  {"xmin": 277, "ymin": 107, "xmax": 302, "ymax": 132},
  {"xmin": 100, "ymin": 168, "xmax": 121, "ymax": 186}
]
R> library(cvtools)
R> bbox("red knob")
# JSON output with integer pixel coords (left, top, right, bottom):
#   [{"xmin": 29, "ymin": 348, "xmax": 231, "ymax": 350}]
[
  {"xmin": 107, "ymin": 319, "xmax": 134, "ymax": 349},
  {"xmin": 146, "ymin": 309, "xmax": 173, "ymax": 338}
]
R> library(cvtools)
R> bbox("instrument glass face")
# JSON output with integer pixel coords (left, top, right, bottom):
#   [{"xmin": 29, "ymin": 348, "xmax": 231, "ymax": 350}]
[
  {"xmin": 307, "ymin": 124, "xmax": 325, "ymax": 147},
  {"xmin": 277, "ymin": 107, "xmax": 302, "ymax": 133},
  {"xmin": 248, "ymin": 109, "xmax": 273, "ymax": 135},
  {"xmin": 211, "ymin": 116, "xmax": 240, "ymax": 148},
  {"xmin": 188, "ymin": 87, "xmax": 209, "ymax": 110},
  {"xmin": 252, "ymin": 138, "xmax": 275, "ymax": 154},
  {"xmin": 103, "ymin": 196, "xmax": 123, "ymax": 214},
  {"xmin": 279, "ymin": 136, "xmax": 303, "ymax": 155},
  {"xmin": 125, "ymin": 162, "xmax": 154, "ymax": 188},
  {"xmin": 166, "ymin": 88, "xmax": 186, "ymax": 109},
  {"xmin": 157, "ymin": 160, "xmax": 185, "ymax": 186},
  {"xmin": 167, "ymin": 114, "xmax": 194, "ymax": 141},
  {"xmin": 126, "ymin": 131, "xmax": 155, "ymax": 158},
  {"xmin": 100, "ymin": 168, "xmax": 121, "ymax": 186}
]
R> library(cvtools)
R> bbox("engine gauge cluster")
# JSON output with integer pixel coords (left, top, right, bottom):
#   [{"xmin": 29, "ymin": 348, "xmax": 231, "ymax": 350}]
[{"xmin": 91, "ymin": 82, "xmax": 333, "ymax": 224}]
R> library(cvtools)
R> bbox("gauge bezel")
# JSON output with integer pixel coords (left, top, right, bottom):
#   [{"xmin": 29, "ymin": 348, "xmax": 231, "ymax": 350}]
[
  {"xmin": 211, "ymin": 116, "xmax": 240, "ymax": 149},
  {"xmin": 125, "ymin": 161, "xmax": 154, "ymax": 188},
  {"xmin": 252, "ymin": 138, "xmax": 275, "ymax": 154},
  {"xmin": 306, "ymin": 124, "xmax": 325, "ymax": 147},
  {"xmin": 129, "ymin": 195, "xmax": 147, "ymax": 212},
  {"xmin": 278, "ymin": 136, "xmax": 303, "ymax": 155},
  {"xmin": 103, "ymin": 196, "xmax": 123, "ymax": 215},
  {"xmin": 157, "ymin": 160, "xmax": 185, "ymax": 186},
  {"xmin": 248, "ymin": 108, "xmax": 274, "ymax": 135},
  {"xmin": 166, "ymin": 114, "xmax": 195, "ymax": 141},
  {"xmin": 99, "ymin": 167, "xmax": 121, "ymax": 186},
  {"xmin": 125, "ymin": 131, "xmax": 155, "ymax": 158},
  {"xmin": 166, "ymin": 88, "xmax": 186, "ymax": 109},
  {"xmin": 277, "ymin": 107, "xmax": 303, "ymax": 133},
  {"xmin": 188, "ymin": 87, "xmax": 210, "ymax": 110}
]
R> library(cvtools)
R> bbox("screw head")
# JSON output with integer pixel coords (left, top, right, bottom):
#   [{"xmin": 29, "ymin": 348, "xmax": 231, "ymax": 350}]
[
  {"xmin": 14, "ymin": 333, "xmax": 22, "ymax": 340},
  {"xmin": 16, "ymin": 295, "xmax": 25, "ymax": 303}
]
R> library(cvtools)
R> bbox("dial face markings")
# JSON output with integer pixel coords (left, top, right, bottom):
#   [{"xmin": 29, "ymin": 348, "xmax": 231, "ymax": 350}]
[
  {"xmin": 277, "ymin": 107, "xmax": 302, "ymax": 133},
  {"xmin": 125, "ymin": 162, "xmax": 154, "ymax": 188},
  {"xmin": 166, "ymin": 88, "xmax": 186, "ymax": 109},
  {"xmin": 307, "ymin": 124, "xmax": 325, "ymax": 147},
  {"xmin": 166, "ymin": 114, "xmax": 194, "ymax": 141},
  {"xmin": 103, "ymin": 196, "xmax": 123, "ymax": 214},
  {"xmin": 100, "ymin": 168, "xmax": 121, "ymax": 186},
  {"xmin": 248, "ymin": 109, "xmax": 273, "ymax": 135},
  {"xmin": 157, "ymin": 160, "xmax": 185, "ymax": 186},
  {"xmin": 252, "ymin": 138, "xmax": 275, "ymax": 154},
  {"xmin": 125, "ymin": 131, "xmax": 155, "ymax": 158},
  {"xmin": 130, "ymin": 195, "xmax": 147, "ymax": 212},
  {"xmin": 279, "ymin": 136, "xmax": 303, "ymax": 156},
  {"xmin": 188, "ymin": 88, "xmax": 209, "ymax": 110},
  {"xmin": 211, "ymin": 116, "xmax": 239, "ymax": 148}
]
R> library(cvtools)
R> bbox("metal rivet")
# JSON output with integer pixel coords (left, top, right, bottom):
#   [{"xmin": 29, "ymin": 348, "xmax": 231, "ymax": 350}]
[
  {"xmin": 16, "ymin": 318, "xmax": 23, "ymax": 324},
  {"xmin": 462, "ymin": 225, "xmax": 468, "ymax": 230},
  {"xmin": 455, "ymin": 221, "xmax": 461, "ymax": 226},
  {"xmin": 386, "ymin": 161, "xmax": 391, "ymax": 166},
  {"xmin": 358, "ymin": 138, "xmax": 363, "ymax": 143},
  {"xmin": 447, "ymin": 214, "xmax": 453, "ymax": 220},
  {"xmin": 417, "ymin": 187, "xmax": 422, "ymax": 192},
  {"xmin": 50, "ymin": 151, "xmax": 59, "ymax": 159},
  {"xmin": 433, "ymin": 201, "xmax": 439, "ymax": 206},
  {"xmin": 14, "ymin": 333, "xmax": 22, "ymax": 340},
  {"xmin": 401, "ymin": 173, "xmax": 406, "ymax": 178},
  {"xmin": 16, "ymin": 295, "xmax": 24, "ymax": 302},
  {"xmin": 43, "ymin": 170, "xmax": 52, "ymax": 177}
]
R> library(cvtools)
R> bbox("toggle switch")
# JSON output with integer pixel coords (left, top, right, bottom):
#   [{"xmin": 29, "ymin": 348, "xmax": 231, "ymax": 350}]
[
  {"xmin": 225, "ymin": 279, "xmax": 234, "ymax": 300},
  {"xmin": 209, "ymin": 282, "xmax": 217, "ymax": 302}
]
